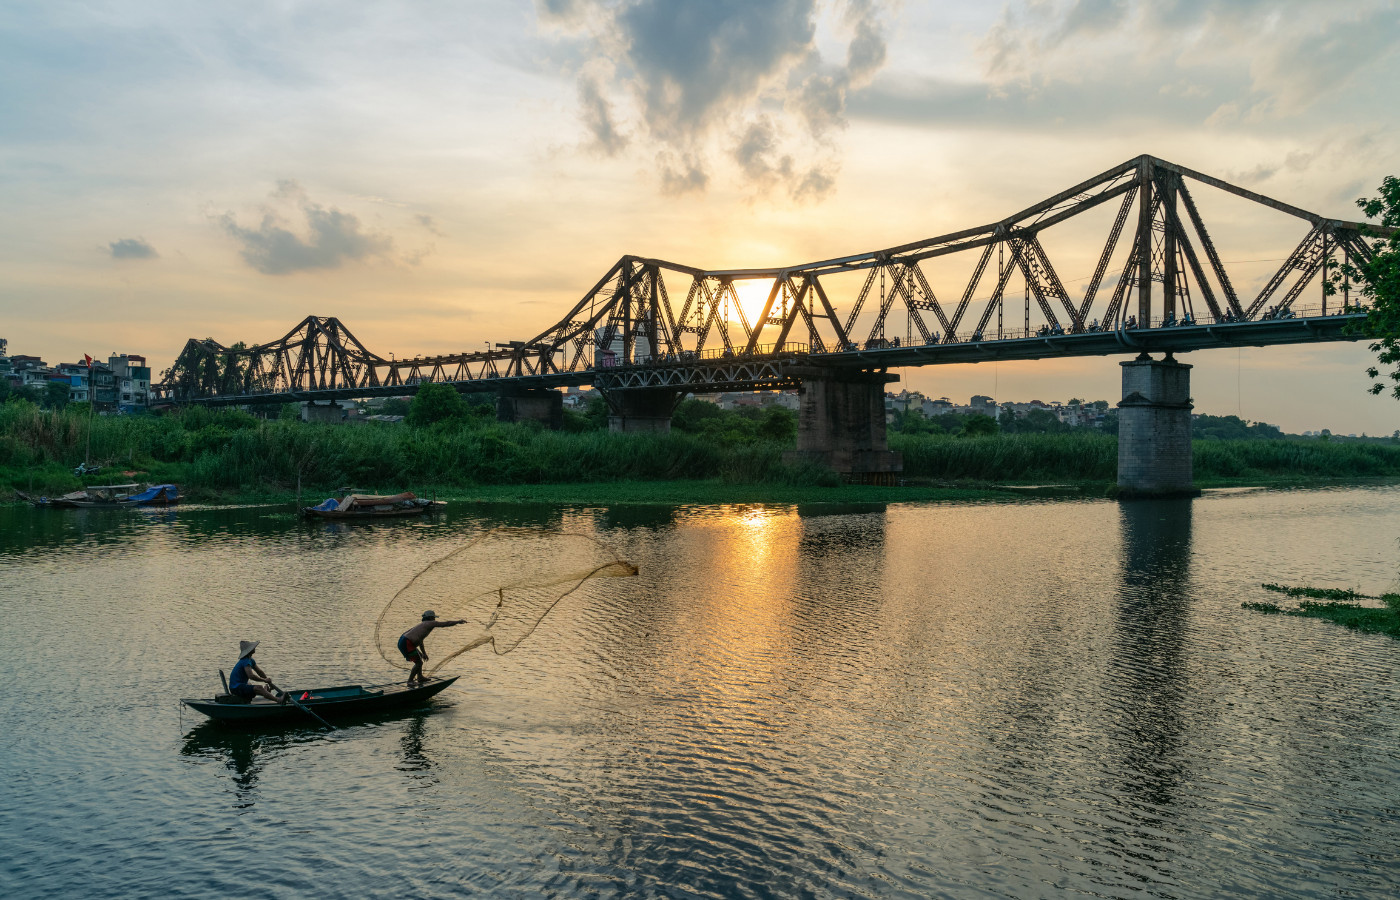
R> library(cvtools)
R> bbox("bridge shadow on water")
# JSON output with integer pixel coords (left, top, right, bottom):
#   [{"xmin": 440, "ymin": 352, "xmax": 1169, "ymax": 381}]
[{"xmin": 1110, "ymin": 498, "xmax": 1195, "ymax": 818}]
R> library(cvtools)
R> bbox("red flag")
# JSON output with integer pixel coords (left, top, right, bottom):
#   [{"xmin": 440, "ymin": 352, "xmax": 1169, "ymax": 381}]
[{"xmin": 83, "ymin": 354, "xmax": 92, "ymax": 367}]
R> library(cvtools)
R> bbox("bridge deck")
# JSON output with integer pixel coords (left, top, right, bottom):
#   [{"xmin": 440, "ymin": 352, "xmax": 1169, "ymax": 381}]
[{"xmin": 185, "ymin": 312, "xmax": 1364, "ymax": 406}]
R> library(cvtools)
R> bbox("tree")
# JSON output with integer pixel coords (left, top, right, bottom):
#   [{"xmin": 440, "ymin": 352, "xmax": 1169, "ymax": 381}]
[
  {"xmin": 43, "ymin": 380, "xmax": 70, "ymax": 410},
  {"xmin": 379, "ymin": 397, "xmax": 411, "ymax": 417},
  {"xmin": 583, "ymin": 396, "xmax": 610, "ymax": 430},
  {"xmin": 1332, "ymin": 176, "xmax": 1400, "ymax": 397},
  {"xmin": 406, "ymin": 382, "xmax": 469, "ymax": 426},
  {"xmin": 672, "ymin": 397, "xmax": 724, "ymax": 432},
  {"xmin": 959, "ymin": 413, "xmax": 999, "ymax": 436},
  {"xmin": 756, "ymin": 406, "xmax": 797, "ymax": 443}
]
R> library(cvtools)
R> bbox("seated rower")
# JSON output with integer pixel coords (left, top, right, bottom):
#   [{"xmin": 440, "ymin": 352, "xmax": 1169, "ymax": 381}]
[
  {"xmin": 398, "ymin": 610, "xmax": 467, "ymax": 686},
  {"xmin": 229, "ymin": 641, "xmax": 286, "ymax": 703}
]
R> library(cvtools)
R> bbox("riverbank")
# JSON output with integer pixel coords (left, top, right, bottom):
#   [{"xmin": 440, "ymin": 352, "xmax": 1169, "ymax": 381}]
[{"xmin": 6, "ymin": 402, "xmax": 1400, "ymax": 504}]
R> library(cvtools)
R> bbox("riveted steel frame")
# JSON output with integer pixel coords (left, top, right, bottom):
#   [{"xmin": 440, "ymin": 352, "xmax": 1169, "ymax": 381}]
[{"xmin": 159, "ymin": 155, "xmax": 1393, "ymax": 405}]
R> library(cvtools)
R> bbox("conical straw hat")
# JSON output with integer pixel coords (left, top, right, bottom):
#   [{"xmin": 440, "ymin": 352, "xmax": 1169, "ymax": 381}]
[{"xmin": 239, "ymin": 640, "xmax": 259, "ymax": 659}]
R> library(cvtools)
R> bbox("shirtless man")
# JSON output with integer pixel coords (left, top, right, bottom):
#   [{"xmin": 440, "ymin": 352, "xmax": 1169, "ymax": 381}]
[
  {"xmin": 229, "ymin": 641, "xmax": 286, "ymax": 704},
  {"xmin": 398, "ymin": 610, "xmax": 466, "ymax": 686}
]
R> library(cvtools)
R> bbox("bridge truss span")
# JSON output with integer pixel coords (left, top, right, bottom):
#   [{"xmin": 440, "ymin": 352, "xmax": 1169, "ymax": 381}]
[{"xmin": 159, "ymin": 154, "xmax": 1393, "ymax": 406}]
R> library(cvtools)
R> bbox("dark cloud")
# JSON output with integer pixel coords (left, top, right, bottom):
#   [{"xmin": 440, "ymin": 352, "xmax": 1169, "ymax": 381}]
[
  {"xmin": 415, "ymin": 213, "xmax": 443, "ymax": 236},
  {"xmin": 536, "ymin": 0, "xmax": 585, "ymax": 21},
  {"xmin": 616, "ymin": 0, "xmax": 818, "ymax": 142},
  {"xmin": 578, "ymin": 75, "xmax": 628, "ymax": 155},
  {"xmin": 981, "ymin": 1, "xmax": 1400, "ymax": 118},
  {"xmin": 658, "ymin": 151, "xmax": 708, "ymax": 195},
  {"xmin": 844, "ymin": 0, "xmax": 887, "ymax": 80},
  {"xmin": 850, "ymin": 71, "xmax": 1234, "ymax": 131},
  {"xmin": 734, "ymin": 118, "xmax": 792, "ymax": 183},
  {"xmin": 108, "ymin": 237, "xmax": 157, "ymax": 259},
  {"xmin": 730, "ymin": 116, "xmax": 837, "ymax": 201},
  {"xmin": 218, "ymin": 183, "xmax": 393, "ymax": 275},
  {"xmin": 543, "ymin": 0, "xmax": 888, "ymax": 197},
  {"xmin": 1052, "ymin": 0, "xmax": 1131, "ymax": 44}
]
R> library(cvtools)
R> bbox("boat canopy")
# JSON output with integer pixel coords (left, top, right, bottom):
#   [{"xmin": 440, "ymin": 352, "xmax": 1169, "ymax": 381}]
[
  {"xmin": 129, "ymin": 484, "xmax": 178, "ymax": 503},
  {"xmin": 311, "ymin": 492, "xmax": 418, "ymax": 513},
  {"xmin": 339, "ymin": 492, "xmax": 417, "ymax": 510}
]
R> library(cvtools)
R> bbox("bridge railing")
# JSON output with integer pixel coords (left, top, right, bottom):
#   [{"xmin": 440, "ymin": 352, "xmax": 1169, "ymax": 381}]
[
  {"xmin": 829, "ymin": 303, "xmax": 1367, "ymax": 349},
  {"xmin": 594, "ymin": 343, "xmax": 810, "ymax": 369}
]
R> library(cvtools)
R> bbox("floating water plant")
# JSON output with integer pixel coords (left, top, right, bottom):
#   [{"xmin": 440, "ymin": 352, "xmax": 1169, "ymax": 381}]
[{"xmin": 1244, "ymin": 583, "xmax": 1400, "ymax": 638}]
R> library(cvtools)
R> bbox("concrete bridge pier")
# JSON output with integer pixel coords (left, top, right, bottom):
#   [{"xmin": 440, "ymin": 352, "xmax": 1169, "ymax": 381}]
[
  {"xmin": 606, "ymin": 388, "xmax": 679, "ymax": 433},
  {"xmin": 496, "ymin": 388, "xmax": 563, "ymax": 430},
  {"xmin": 783, "ymin": 367, "xmax": 902, "ymax": 484},
  {"xmin": 301, "ymin": 401, "xmax": 345, "ymax": 423},
  {"xmin": 1117, "ymin": 353, "xmax": 1200, "ymax": 498}
]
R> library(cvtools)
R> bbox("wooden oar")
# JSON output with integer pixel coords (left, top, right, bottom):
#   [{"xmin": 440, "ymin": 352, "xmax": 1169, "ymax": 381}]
[{"xmin": 267, "ymin": 680, "xmax": 336, "ymax": 730}]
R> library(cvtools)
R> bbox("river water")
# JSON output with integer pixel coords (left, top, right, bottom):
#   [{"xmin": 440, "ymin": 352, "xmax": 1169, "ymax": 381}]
[{"xmin": 1, "ymin": 487, "xmax": 1398, "ymax": 899}]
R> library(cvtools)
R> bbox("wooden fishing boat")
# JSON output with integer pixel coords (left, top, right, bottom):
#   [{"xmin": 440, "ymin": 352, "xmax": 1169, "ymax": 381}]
[
  {"xmin": 180, "ymin": 675, "xmax": 458, "ymax": 724},
  {"xmin": 20, "ymin": 483, "xmax": 179, "ymax": 509},
  {"xmin": 300, "ymin": 491, "xmax": 444, "ymax": 520}
]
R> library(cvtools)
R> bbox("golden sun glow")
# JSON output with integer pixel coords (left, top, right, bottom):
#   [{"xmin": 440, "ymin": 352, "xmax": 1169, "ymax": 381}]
[{"xmin": 731, "ymin": 278, "xmax": 779, "ymax": 328}]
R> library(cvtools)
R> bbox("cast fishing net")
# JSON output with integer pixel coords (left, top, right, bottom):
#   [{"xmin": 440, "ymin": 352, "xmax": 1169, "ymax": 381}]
[{"xmin": 374, "ymin": 528, "xmax": 638, "ymax": 674}]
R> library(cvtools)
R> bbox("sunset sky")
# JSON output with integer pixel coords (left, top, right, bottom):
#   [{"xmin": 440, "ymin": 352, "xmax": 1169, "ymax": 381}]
[{"xmin": 3, "ymin": 1, "xmax": 1399, "ymax": 434}]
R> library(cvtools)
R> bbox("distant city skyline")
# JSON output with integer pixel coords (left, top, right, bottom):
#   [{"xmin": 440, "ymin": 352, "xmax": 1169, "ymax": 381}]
[{"xmin": 2, "ymin": 1, "xmax": 1398, "ymax": 434}]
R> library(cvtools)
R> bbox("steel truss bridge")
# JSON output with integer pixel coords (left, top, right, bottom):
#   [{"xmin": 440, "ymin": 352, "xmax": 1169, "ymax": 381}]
[{"xmin": 159, "ymin": 155, "xmax": 1392, "ymax": 406}]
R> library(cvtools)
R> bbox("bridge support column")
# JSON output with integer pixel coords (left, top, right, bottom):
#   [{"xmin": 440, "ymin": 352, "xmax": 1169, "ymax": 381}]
[
  {"xmin": 496, "ymin": 388, "xmax": 563, "ymax": 429},
  {"xmin": 783, "ymin": 368, "xmax": 902, "ymax": 484},
  {"xmin": 301, "ymin": 401, "xmax": 344, "ymax": 423},
  {"xmin": 1117, "ymin": 353, "xmax": 1200, "ymax": 498},
  {"xmin": 606, "ymin": 389, "xmax": 679, "ymax": 434}
]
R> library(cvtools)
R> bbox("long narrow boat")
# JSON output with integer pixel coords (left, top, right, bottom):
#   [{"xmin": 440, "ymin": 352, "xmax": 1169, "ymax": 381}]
[
  {"xmin": 300, "ymin": 491, "xmax": 444, "ymax": 520},
  {"xmin": 20, "ymin": 483, "xmax": 179, "ymax": 508},
  {"xmin": 180, "ymin": 675, "xmax": 458, "ymax": 724}
]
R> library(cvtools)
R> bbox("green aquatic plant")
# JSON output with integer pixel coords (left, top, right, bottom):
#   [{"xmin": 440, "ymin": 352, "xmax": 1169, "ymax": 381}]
[
  {"xmin": 1261, "ymin": 583, "xmax": 1368, "ymax": 602},
  {"xmin": 1244, "ymin": 583, "xmax": 1400, "ymax": 639}
]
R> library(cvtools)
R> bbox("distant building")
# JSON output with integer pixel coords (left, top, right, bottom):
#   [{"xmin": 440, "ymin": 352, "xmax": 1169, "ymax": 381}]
[
  {"xmin": 55, "ymin": 362, "xmax": 91, "ymax": 403},
  {"xmin": 914, "ymin": 394, "xmax": 999, "ymax": 419},
  {"xmin": 90, "ymin": 363, "xmax": 117, "ymax": 411},
  {"xmin": 594, "ymin": 328, "xmax": 652, "ymax": 367},
  {"xmin": 108, "ymin": 354, "xmax": 151, "ymax": 411},
  {"xmin": 999, "ymin": 400, "xmax": 1051, "ymax": 419},
  {"xmin": 563, "ymin": 386, "xmax": 599, "ymax": 409},
  {"xmin": 716, "ymin": 390, "xmax": 797, "ymax": 411}
]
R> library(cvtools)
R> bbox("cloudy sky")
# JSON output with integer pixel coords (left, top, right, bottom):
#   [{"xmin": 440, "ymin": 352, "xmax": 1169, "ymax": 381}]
[{"xmin": 3, "ymin": 0, "xmax": 1399, "ymax": 433}]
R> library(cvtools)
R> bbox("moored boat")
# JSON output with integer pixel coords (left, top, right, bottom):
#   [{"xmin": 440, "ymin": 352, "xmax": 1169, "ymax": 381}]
[
  {"xmin": 21, "ymin": 483, "xmax": 179, "ymax": 509},
  {"xmin": 301, "ymin": 491, "xmax": 444, "ymax": 519},
  {"xmin": 181, "ymin": 675, "xmax": 459, "ymax": 724}
]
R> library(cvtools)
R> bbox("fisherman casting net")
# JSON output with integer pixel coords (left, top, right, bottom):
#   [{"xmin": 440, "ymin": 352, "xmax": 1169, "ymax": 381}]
[{"xmin": 374, "ymin": 528, "xmax": 638, "ymax": 674}]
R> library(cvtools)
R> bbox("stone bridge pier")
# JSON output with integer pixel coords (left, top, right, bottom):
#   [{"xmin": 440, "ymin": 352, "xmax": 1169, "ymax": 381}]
[
  {"xmin": 496, "ymin": 387, "xmax": 563, "ymax": 430},
  {"xmin": 605, "ymin": 388, "xmax": 680, "ymax": 433},
  {"xmin": 1117, "ymin": 353, "xmax": 1200, "ymax": 498},
  {"xmin": 783, "ymin": 367, "xmax": 902, "ymax": 484}
]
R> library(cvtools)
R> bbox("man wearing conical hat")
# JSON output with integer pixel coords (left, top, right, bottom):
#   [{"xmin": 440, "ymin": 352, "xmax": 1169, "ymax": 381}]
[
  {"xmin": 229, "ymin": 641, "xmax": 286, "ymax": 704},
  {"xmin": 397, "ymin": 611, "xmax": 467, "ymax": 687}
]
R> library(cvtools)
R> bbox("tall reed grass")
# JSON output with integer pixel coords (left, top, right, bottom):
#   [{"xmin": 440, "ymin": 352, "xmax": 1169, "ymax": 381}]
[{"xmin": 4, "ymin": 401, "xmax": 1400, "ymax": 499}]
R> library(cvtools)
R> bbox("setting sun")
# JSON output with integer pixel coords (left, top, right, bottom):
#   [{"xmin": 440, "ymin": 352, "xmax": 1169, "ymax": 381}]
[{"xmin": 732, "ymin": 278, "xmax": 782, "ymax": 330}]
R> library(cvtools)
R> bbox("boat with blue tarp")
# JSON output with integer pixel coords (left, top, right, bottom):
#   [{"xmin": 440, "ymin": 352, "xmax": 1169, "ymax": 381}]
[{"xmin": 20, "ymin": 483, "xmax": 179, "ymax": 508}]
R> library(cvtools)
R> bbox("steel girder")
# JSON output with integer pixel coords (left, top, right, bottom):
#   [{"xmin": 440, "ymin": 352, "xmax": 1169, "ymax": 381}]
[{"xmin": 159, "ymin": 154, "xmax": 1394, "ymax": 405}]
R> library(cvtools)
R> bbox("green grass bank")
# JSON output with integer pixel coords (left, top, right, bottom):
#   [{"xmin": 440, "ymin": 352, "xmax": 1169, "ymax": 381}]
[{"xmin": 5, "ymin": 402, "xmax": 1400, "ymax": 505}]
